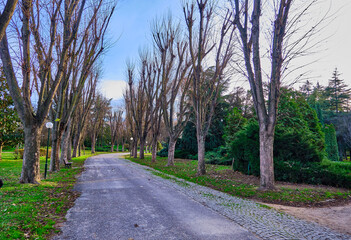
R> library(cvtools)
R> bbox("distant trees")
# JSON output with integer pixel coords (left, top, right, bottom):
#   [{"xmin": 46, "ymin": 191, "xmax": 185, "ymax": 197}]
[
  {"xmin": 88, "ymin": 94, "xmax": 111, "ymax": 154},
  {"xmin": 325, "ymin": 68, "xmax": 350, "ymax": 113},
  {"xmin": 108, "ymin": 109, "xmax": 123, "ymax": 152},
  {"xmin": 0, "ymin": 67, "xmax": 22, "ymax": 160}
]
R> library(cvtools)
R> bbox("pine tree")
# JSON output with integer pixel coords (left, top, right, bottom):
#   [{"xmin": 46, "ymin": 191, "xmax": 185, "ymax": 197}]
[
  {"xmin": 324, "ymin": 124, "xmax": 339, "ymax": 161},
  {"xmin": 300, "ymin": 80, "xmax": 313, "ymax": 97},
  {"xmin": 325, "ymin": 68, "xmax": 351, "ymax": 113}
]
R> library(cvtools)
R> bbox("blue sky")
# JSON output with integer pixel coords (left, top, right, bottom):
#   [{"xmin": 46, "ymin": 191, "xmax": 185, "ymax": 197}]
[
  {"xmin": 100, "ymin": 0, "xmax": 351, "ymax": 102},
  {"xmin": 99, "ymin": 0, "xmax": 182, "ymax": 103}
]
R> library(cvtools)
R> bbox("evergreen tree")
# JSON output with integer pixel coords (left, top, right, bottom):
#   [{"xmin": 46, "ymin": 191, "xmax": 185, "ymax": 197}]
[
  {"xmin": 325, "ymin": 68, "xmax": 351, "ymax": 113},
  {"xmin": 324, "ymin": 124, "xmax": 339, "ymax": 161},
  {"xmin": 300, "ymin": 80, "xmax": 313, "ymax": 97},
  {"xmin": 0, "ymin": 67, "xmax": 22, "ymax": 159}
]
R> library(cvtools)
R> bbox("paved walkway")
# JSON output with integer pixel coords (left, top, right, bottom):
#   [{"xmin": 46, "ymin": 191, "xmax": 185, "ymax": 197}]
[{"xmin": 54, "ymin": 154, "xmax": 260, "ymax": 240}]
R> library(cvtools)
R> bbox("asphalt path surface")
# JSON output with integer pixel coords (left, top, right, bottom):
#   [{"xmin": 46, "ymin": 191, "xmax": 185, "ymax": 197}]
[{"xmin": 54, "ymin": 154, "xmax": 260, "ymax": 240}]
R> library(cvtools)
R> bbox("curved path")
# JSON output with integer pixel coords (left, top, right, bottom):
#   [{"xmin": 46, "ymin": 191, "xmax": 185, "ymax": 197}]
[{"xmin": 54, "ymin": 154, "xmax": 260, "ymax": 240}]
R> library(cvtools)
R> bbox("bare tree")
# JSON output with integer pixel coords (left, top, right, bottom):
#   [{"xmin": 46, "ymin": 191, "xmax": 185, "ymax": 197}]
[
  {"xmin": 108, "ymin": 108, "xmax": 123, "ymax": 152},
  {"xmin": 152, "ymin": 16, "xmax": 192, "ymax": 166},
  {"xmin": 0, "ymin": 0, "xmax": 18, "ymax": 41},
  {"xmin": 126, "ymin": 55, "xmax": 155, "ymax": 159},
  {"xmin": 0, "ymin": 0, "xmax": 88, "ymax": 183},
  {"xmin": 49, "ymin": 2, "xmax": 114, "ymax": 171},
  {"xmin": 124, "ymin": 90, "xmax": 138, "ymax": 157},
  {"xmin": 183, "ymin": 0, "xmax": 234, "ymax": 175},
  {"xmin": 230, "ymin": 0, "xmax": 323, "ymax": 190},
  {"xmin": 71, "ymin": 72, "xmax": 98, "ymax": 157},
  {"xmin": 88, "ymin": 94, "xmax": 111, "ymax": 153}
]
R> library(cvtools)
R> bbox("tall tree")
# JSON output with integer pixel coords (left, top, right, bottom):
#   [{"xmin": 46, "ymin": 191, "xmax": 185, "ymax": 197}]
[
  {"xmin": 230, "ymin": 0, "xmax": 322, "ymax": 190},
  {"xmin": 88, "ymin": 94, "xmax": 111, "ymax": 153},
  {"xmin": 126, "ymin": 59, "xmax": 150, "ymax": 159},
  {"xmin": 153, "ymin": 15, "xmax": 192, "ymax": 166},
  {"xmin": 49, "ymin": 2, "xmax": 114, "ymax": 171},
  {"xmin": 325, "ymin": 68, "xmax": 350, "ymax": 113},
  {"xmin": 71, "ymin": 72, "xmax": 98, "ymax": 157},
  {"xmin": 184, "ymin": 0, "xmax": 234, "ymax": 175},
  {"xmin": 108, "ymin": 109, "xmax": 123, "ymax": 152},
  {"xmin": 0, "ymin": 0, "xmax": 87, "ymax": 183}
]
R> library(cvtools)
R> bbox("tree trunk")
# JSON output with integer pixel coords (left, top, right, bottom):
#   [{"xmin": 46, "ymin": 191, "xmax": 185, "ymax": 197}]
[
  {"xmin": 60, "ymin": 122, "xmax": 71, "ymax": 165},
  {"xmin": 20, "ymin": 125, "xmax": 42, "ymax": 184},
  {"xmin": 197, "ymin": 134, "xmax": 206, "ymax": 175},
  {"xmin": 166, "ymin": 138, "xmax": 176, "ymax": 166},
  {"xmin": 67, "ymin": 136, "xmax": 72, "ymax": 162},
  {"xmin": 122, "ymin": 143, "xmax": 124, "ymax": 152},
  {"xmin": 110, "ymin": 141, "xmax": 114, "ymax": 152},
  {"xmin": 139, "ymin": 140, "xmax": 145, "ymax": 159},
  {"xmin": 91, "ymin": 134, "xmax": 96, "ymax": 154},
  {"xmin": 0, "ymin": 144, "xmax": 2, "ymax": 160},
  {"xmin": 133, "ymin": 142, "xmax": 138, "ymax": 158},
  {"xmin": 151, "ymin": 140, "xmax": 157, "ymax": 163},
  {"xmin": 258, "ymin": 127, "xmax": 275, "ymax": 190},
  {"xmin": 72, "ymin": 128, "xmax": 81, "ymax": 158},
  {"xmin": 49, "ymin": 128, "xmax": 62, "ymax": 172}
]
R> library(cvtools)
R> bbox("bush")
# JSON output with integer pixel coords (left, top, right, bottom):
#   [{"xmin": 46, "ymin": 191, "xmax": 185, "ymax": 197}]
[
  {"xmin": 14, "ymin": 148, "xmax": 51, "ymax": 159},
  {"xmin": 275, "ymin": 160, "xmax": 351, "ymax": 188},
  {"xmin": 205, "ymin": 146, "xmax": 232, "ymax": 165}
]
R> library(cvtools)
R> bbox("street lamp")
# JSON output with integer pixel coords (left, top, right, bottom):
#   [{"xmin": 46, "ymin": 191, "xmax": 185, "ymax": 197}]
[
  {"xmin": 44, "ymin": 122, "xmax": 53, "ymax": 179},
  {"xmin": 130, "ymin": 137, "xmax": 133, "ymax": 157}
]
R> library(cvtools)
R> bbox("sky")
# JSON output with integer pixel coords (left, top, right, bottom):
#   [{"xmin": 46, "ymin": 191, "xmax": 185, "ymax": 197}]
[{"xmin": 99, "ymin": 0, "xmax": 351, "ymax": 103}]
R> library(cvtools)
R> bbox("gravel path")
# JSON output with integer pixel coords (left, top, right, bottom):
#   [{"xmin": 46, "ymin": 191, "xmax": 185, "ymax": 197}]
[
  {"xmin": 54, "ymin": 154, "xmax": 260, "ymax": 240},
  {"xmin": 55, "ymin": 154, "xmax": 351, "ymax": 240}
]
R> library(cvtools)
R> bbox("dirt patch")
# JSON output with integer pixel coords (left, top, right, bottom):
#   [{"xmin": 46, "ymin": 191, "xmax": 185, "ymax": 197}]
[{"xmin": 264, "ymin": 202, "xmax": 351, "ymax": 235}]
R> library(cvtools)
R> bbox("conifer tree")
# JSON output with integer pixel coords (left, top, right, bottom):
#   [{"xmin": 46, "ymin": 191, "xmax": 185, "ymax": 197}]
[
  {"xmin": 324, "ymin": 124, "xmax": 339, "ymax": 161},
  {"xmin": 325, "ymin": 68, "xmax": 350, "ymax": 113}
]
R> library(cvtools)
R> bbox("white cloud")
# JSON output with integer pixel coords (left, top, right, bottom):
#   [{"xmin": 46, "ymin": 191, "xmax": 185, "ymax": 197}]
[{"xmin": 99, "ymin": 80, "xmax": 128, "ymax": 101}]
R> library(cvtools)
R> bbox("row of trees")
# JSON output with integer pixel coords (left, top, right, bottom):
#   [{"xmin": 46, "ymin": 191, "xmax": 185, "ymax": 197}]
[
  {"xmin": 0, "ymin": 0, "xmax": 335, "ymax": 192},
  {"xmin": 0, "ymin": 0, "xmax": 115, "ymax": 183},
  {"xmin": 123, "ymin": 0, "xmax": 325, "ymax": 190}
]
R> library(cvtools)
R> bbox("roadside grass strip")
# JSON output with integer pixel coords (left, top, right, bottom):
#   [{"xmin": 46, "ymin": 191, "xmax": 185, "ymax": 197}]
[
  {"xmin": 0, "ymin": 151, "xmax": 99, "ymax": 240},
  {"xmin": 124, "ymin": 154, "xmax": 351, "ymax": 207}
]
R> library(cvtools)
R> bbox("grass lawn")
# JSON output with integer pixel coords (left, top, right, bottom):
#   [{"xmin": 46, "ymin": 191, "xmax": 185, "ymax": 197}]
[
  {"xmin": 0, "ymin": 151, "xmax": 99, "ymax": 240},
  {"xmin": 124, "ymin": 154, "xmax": 351, "ymax": 207}
]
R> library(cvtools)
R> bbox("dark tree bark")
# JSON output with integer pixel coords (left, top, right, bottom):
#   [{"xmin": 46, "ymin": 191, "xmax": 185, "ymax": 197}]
[{"xmin": 0, "ymin": 0, "xmax": 18, "ymax": 42}]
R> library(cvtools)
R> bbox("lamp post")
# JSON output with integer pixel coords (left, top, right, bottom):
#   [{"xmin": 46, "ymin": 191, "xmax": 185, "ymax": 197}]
[
  {"xmin": 44, "ymin": 122, "xmax": 53, "ymax": 179},
  {"xmin": 130, "ymin": 137, "xmax": 133, "ymax": 157}
]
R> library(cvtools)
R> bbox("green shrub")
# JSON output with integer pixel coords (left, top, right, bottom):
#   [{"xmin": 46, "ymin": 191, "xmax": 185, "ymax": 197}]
[
  {"xmin": 205, "ymin": 146, "xmax": 232, "ymax": 165},
  {"xmin": 275, "ymin": 161, "xmax": 351, "ymax": 188},
  {"xmin": 324, "ymin": 124, "xmax": 339, "ymax": 161},
  {"xmin": 13, "ymin": 148, "xmax": 51, "ymax": 159}
]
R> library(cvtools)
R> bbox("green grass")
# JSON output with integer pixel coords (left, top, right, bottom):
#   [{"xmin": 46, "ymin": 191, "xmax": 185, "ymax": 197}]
[
  {"xmin": 124, "ymin": 154, "xmax": 351, "ymax": 206},
  {"xmin": 0, "ymin": 151, "xmax": 99, "ymax": 240}
]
